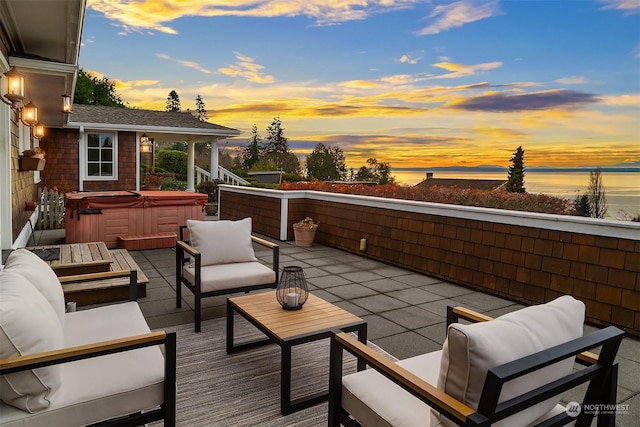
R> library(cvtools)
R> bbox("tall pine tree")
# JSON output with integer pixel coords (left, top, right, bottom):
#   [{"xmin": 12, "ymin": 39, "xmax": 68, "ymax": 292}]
[
  {"xmin": 195, "ymin": 94, "xmax": 207, "ymax": 121},
  {"xmin": 506, "ymin": 146, "xmax": 526, "ymax": 193},
  {"xmin": 243, "ymin": 124, "xmax": 262, "ymax": 170},
  {"xmin": 165, "ymin": 90, "xmax": 181, "ymax": 112}
]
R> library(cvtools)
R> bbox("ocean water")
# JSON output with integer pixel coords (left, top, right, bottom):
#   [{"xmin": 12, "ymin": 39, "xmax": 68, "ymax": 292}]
[{"xmin": 391, "ymin": 170, "xmax": 640, "ymax": 220}]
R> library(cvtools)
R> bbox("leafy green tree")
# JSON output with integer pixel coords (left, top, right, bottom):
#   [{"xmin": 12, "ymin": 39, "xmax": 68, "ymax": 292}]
[
  {"xmin": 354, "ymin": 158, "xmax": 394, "ymax": 184},
  {"xmin": 165, "ymin": 90, "xmax": 181, "ymax": 112},
  {"xmin": 587, "ymin": 167, "xmax": 607, "ymax": 218},
  {"xmin": 306, "ymin": 143, "xmax": 346, "ymax": 180},
  {"xmin": 195, "ymin": 94, "xmax": 207, "ymax": 121},
  {"xmin": 574, "ymin": 194, "xmax": 592, "ymax": 217},
  {"xmin": 243, "ymin": 124, "xmax": 263, "ymax": 170},
  {"xmin": 74, "ymin": 69, "xmax": 126, "ymax": 107},
  {"xmin": 506, "ymin": 146, "xmax": 526, "ymax": 193}
]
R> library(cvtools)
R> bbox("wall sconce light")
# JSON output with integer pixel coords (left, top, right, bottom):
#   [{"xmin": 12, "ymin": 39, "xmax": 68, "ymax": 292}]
[
  {"xmin": 61, "ymin": 94, "xmax": 72, "ymax": 113},
  {"xmin": 1, "ymin": 67, "xmax": 25, "ymax": 106},
  {"xmin": 34, "ymin": 124, "xmax": 45, "ymax": 138},
  {"xmin": 21, "ymin": 101, "xmax": 39, "ymax": 126}
]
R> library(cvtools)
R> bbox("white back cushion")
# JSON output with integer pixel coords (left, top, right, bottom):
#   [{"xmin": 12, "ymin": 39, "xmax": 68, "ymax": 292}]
[
  {"xmin": 0, "ymin": 271, "xmax": 64, "ymax": 413},
  {"xmin": 433, "ymin": 295, "xmax": 585, "ymax": 426},
  {"xmin": 3, "ymin": 248, "xmax": 65, "ymax": 326},
  {"xmin": 187, "ymin": 218, "xmax": 257, "ymax": 266}
]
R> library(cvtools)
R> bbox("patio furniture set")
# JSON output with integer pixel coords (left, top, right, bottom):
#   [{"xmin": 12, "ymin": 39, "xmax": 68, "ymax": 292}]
[{"xmin": 0, "ymin": 216, "xmax": 625, "ymax": 426}]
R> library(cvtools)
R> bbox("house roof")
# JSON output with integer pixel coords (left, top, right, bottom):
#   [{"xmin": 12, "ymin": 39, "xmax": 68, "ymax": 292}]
[
  {"xmin": 66, "ymin": 104, "xmax": 241, "ymax": 141},
  {"xmin": 415, "ymin": 178, "xmax": 507, "ymax": 191},
  {"xmin": 1, "ymin": 0, "xmax": 85, "ymax": 127}
]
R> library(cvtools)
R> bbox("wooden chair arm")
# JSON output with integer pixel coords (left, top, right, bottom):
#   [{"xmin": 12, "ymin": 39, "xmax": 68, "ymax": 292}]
[
  {"xmin": 58, "ymin": 269, "xmax": 132, "ymax": 283},
  {"xmin": 334, "ymin": 332, "xmax": 478, "ymax": 424},
  {"xmin": 0, "ymin": 331, "xmax": 169, "ymax": 374},
  {"xmin": 251, "ymin": 235, "xmax": 279, "ymax": 249},
  {"xmin": 176, "ymin": 240, "xmax": 199, "ymax": 257}
]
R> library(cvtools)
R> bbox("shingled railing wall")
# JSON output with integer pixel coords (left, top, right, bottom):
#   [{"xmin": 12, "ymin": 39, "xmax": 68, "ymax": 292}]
[{"xmin": 220, "ymin": 185, "xmax": 640, "ymax": 336}]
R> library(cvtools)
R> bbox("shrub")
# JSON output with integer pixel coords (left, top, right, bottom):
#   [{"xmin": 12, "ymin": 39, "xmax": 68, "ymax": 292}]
[
  {"xmin": 279, "ymin": 180, "xmax": 575, "ymax": 216},
  {"xmin": 161, "ymin": 180, "xmax": 187, "ymax": 191},
  {"xmin": 156, "ymin": 149, "xmax": 188, "ymax": 181}
]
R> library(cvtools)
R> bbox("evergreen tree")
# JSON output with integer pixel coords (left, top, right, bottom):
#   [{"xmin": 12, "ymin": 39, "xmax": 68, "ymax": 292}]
[
  {"xmin": 262, "ymin": 116, "xmax": 300, "ymax": 173},
  {"xmin": 165, "ymin": 90, "xmax": 181, "ymax": 112},
  {"xmin": 306, "ymin": 143, "xmax": 347, "ymax": 180},
  {"xmin": 195, "ymin": 94, "xmax": 207, "ymax": 121},
  {"xmin": 74, "ymin": 69, "xmax": 126, "ymax": 107},
  {"xmin": 587, "ymin": 167, "xmax": 608, "ymax": 218},
  {"xmin": 506, "ymin": 146, "xmax": 526, "ymax": 193},
  {"xmin": 243, "ymin": 124, "xmax": 262, "ymax": 170},
  {"xmin": 264, "ymin": 116, "xmax": 289, "ymax": 154},
  {"xmin": 574, "ymin": 194, "xmax": 592, "ymax": 217}
]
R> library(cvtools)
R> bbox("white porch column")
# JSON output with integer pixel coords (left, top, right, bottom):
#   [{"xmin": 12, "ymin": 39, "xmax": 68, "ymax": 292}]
[
  {"xmin": 187, "ymin": 141, "xmax": 195, "ymax": 192},
  {"xmin": 210, "ymin": 139, "xmax": 219, "ymax": 181}
]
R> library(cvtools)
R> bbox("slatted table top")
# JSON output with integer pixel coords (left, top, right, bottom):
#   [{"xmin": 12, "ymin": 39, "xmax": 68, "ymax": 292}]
[
  {"xmin": 24, "ymin": 242, "xmax": 113, "ymax": 276},
  {"xmin": 229, "ymin": 291, "xmax": 365, "ymax": 341}
]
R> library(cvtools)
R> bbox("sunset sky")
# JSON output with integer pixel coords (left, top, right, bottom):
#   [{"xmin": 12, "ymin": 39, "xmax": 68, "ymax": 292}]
[{"xmin": 79, "ymin": 0, "xmax": 640, "ymax": 171}]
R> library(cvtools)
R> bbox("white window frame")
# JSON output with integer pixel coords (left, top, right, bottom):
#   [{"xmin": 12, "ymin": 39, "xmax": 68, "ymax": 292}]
[{"xmin": 83, "ymin": 131, "xmax": 118, "ymax": 181}]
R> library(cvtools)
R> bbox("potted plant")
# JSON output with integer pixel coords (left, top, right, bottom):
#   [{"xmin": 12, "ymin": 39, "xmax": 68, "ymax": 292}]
[
  {"xmin": 142, "ymin": 173, "xmax": 171, "ymax": 190},
  {"xmin": 292, "ymin": 217, "xmax": 318, "ymax": 247},
  {"xmin": 19, "ymin": 147, "xmax": 46, "ymax": 170},
  {"xmin": 195, "ymin": 179, "xmax": 219, "ymax": 216}
]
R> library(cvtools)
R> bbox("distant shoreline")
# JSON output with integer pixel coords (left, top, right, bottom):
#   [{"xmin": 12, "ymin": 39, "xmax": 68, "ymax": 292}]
[{"xmin": 392, "ymin": 167, "xmax": 640, "ymax": 173}]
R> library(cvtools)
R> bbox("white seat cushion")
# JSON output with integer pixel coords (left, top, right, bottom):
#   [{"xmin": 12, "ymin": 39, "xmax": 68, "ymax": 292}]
[
  {"xmin": 342, "ymin": 351, "xmax": 442, "ymax": 427},
  {"xmin": 432, "ymin": 295, "xmax": 585, "ymax": 427},
  {"xmin": 183, "ymin": 261, "xmax": 276, "ymax": 293},
  {"xmin": 3, "ymin": 248, "xmax": 65, "ymax": 325},
  {"xmin": 0, "ymin": 302, "xmax": 166, "ymax": 427},
  {"xmin": 187, "ymin": 217, "xmax": 257, "ymax": 266},
  {"xmin": 0, "ymin": 272, "xmax": 64, "ymax": 413}
]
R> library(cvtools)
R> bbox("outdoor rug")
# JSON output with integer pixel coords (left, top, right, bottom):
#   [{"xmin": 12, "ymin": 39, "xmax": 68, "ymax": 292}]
[{"xmin": 152, "ymin": 316, "xmax": 396, "ymax": 427}]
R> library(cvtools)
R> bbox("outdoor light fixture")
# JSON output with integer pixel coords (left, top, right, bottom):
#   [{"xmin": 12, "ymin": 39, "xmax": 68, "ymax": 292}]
[
  {"xmin": 34, "ymin": 124, "xmax": 45, "ymax": 138},
  {"xmin": 61, "ymin": 94, "xmax": 72, "ymax": 113},
  {"xmin": 1, "ymin": 67, "xmax": 25, "ymax": 106},
  {"xmin": 140, "ymin": 133, "xmax": 153, "ymax": 152},
  {"xmin": 21, "ymin": 101, "xmax": 38, "ymax": 126}
]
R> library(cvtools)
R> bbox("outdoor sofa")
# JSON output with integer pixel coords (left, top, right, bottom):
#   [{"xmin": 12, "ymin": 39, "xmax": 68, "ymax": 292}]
[{"xmin": 0, "ymin": 248, "xmax": 176, "ymax": 426}]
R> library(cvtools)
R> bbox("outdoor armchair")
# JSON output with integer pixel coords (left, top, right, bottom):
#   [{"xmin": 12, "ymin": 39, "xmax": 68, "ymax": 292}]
[
  {"xmin": 329, "ymin": 296, "xmax": 624, "ymax": 427},
  {"xmin": 175, "ymin": 218, "xmax": 279, "ymax": 332}
]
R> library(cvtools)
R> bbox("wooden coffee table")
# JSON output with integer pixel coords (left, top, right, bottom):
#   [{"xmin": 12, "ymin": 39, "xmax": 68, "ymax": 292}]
[
  {"xmin": 24, "ymin": 241, "xmax": 113, "ymax": 276},
  {"xmin": 226, "ymin": 291, "xmax": 367, "ymax": 415}
]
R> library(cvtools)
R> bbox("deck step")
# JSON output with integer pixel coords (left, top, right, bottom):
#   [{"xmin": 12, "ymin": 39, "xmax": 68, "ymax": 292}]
[{"xmin": 118, "ymin": 232, "xmax": 177, "ymax": 250}]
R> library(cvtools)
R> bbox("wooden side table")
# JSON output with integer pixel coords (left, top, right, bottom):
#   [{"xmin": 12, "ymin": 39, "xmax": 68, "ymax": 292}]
[{"xmin": 227, "ymin": 291, "xmax": 367, "ymax": 415}]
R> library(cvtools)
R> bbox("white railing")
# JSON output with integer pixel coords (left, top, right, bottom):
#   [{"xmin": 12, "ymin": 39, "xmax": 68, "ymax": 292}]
[{"xmin": 195, "ymin": 165, "xmax": 250, "ymax": 186}]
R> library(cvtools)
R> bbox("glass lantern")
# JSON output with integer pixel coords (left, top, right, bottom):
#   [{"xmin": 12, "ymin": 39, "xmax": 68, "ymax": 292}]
[{"xmin": 276, "ymin": 266, "xmax": 309, "ymax": 310}]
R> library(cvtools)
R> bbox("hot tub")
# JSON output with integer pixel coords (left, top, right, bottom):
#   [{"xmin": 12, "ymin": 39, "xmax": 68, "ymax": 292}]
[{"xmin": 65, "ymin": 191, "xmax": 207, "ymax": 248}]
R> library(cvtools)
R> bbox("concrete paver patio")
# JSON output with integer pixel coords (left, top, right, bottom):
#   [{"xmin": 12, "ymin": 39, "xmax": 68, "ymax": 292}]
[{"xmin": 35, "ymin": 228, "xmax": 640, "ymax": 426}]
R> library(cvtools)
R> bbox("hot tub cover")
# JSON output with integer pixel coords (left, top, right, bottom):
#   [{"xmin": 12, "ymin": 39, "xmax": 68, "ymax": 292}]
[{"xmin": 65, "ymin": 191, "xmax": 207, "ymax": 211}]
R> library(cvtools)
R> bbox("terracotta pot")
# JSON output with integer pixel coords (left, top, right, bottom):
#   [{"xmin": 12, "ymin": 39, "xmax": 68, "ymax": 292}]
[
  {"xmin": 25, "ymin": 201, "xmax": 37, "ymax": 211},
  {"xmin": 293, "ymin": 224, "xmax": 318, "ymax": 247}
]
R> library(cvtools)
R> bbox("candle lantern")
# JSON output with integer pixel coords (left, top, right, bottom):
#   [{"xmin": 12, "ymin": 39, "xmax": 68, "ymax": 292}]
[{"xmin": 276, "ymin": 266, "xmax": 309, "ymax": 310}]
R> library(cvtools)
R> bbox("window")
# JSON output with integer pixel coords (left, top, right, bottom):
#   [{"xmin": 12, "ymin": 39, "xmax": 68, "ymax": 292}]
[{"xmin": 86, "ymin": 132, "xmax": 117, "ymax": 179}]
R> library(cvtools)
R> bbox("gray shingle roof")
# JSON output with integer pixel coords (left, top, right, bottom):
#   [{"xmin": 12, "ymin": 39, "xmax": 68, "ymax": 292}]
[{"xmin": 68, "ymin": 104, "xmax": 239, "ymax": 133}]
